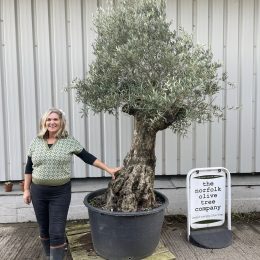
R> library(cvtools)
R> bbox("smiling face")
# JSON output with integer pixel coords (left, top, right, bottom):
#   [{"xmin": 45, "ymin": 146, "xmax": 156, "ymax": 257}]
[{"xmin": 45, "ymin": 112, "xmax": 61, "ymax": 136}]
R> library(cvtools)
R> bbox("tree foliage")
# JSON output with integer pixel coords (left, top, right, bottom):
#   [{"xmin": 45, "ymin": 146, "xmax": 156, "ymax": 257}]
[{"xmin": 72, "ymin": 0, "xmax": 225, "ymax": 134}]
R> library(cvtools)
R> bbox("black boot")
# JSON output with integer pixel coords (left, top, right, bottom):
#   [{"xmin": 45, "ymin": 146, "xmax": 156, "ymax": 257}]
[
  {"xmin": 50, "ymin": 246, "xmax": 65, "ymax": 260},
  {"xmin": 40, "ymin": 238, "xmax": 50, "ymax": 259}
]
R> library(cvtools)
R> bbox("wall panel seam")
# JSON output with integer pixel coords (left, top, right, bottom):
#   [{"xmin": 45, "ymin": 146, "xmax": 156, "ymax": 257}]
[
  {"xmin": 237, "ymin": 0, "xmax": 242, "ymax": 173},
  {"xmin": 0, "ymin": 0, "xmax": 9, "ymax": 179},
  {"xmin": 48, "ymin": 0, "xmax": 55, "ymax": 107},
  {"xmin": 222, "ymin": 0, "xmax": 227, "ymax": 167},
  {"xmin": 15, "ymin": 0, "xmax": 25, "ymax": 178},
  {"xmin": 252, "ymin": 0, "xmax": 259, "ymax": 172},
  {"xmin": 31, "ymin": 0, "xmax": 40, "ymax": 123}
]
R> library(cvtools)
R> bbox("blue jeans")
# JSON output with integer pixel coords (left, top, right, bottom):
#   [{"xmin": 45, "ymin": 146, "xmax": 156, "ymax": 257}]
[{"xmin": 31, "ymin": 181, "xmax": 71, "ymax": 246}]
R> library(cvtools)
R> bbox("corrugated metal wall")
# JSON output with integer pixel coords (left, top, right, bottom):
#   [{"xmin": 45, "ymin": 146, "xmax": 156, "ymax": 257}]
[{"xmin": 0, "ymin": 0, "xmax": 259, "ymax": 181}]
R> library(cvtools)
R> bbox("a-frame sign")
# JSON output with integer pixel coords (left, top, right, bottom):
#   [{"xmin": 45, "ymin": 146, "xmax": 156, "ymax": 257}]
[{"xmin": 186, "ymin": 167, "xmax": 232, "ymax": 248}]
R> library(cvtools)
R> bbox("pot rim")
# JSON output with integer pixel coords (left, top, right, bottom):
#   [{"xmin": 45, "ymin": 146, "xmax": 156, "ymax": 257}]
[{"xmin": 83, "ymin": 188, "xmax": 169, "ymax": 216}]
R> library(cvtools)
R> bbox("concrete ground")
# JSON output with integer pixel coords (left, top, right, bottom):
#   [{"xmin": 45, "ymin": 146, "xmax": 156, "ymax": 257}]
[
  {"xmin": 0, "ymin": 222, "xmax": 72, "ymax": 260},
  {"xmin": 0, "ymin": 175, "xmax": 260, "ymax": 259},
  {"xmin": 0, "ymin": 214, "xmax": 259, "ymax": 260},
  {"xmin": 161, "ymin": 214, "xmax": 260, "ymax": 260}
]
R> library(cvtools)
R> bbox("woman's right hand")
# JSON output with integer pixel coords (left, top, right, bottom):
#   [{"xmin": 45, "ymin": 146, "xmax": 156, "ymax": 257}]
[{"xmin": 23, "ymin": 190, "xmax": 31, "ymax": 205}]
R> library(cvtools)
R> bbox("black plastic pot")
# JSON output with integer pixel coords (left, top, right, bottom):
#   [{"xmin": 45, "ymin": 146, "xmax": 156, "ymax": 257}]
[{"xmin": 83, "ymin": 188, "xmax": 169, "ymax": 260}]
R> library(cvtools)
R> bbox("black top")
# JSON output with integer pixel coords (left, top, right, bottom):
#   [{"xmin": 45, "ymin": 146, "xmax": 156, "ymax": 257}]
[{"xmin": 25, "ymin": 147, "xmax": 97, "ymax": 174}]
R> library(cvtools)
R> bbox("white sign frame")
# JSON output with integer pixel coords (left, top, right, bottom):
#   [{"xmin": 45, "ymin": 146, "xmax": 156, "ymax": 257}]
[{"xmin": 186, "ymin": 167, "xmax": 231, "ymax": 239}]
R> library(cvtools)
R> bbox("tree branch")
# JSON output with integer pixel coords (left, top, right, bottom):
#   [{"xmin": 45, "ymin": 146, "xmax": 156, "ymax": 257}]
[{"xmin": 152, "ymin": 107, "xmax": 187, "ymax": 132}]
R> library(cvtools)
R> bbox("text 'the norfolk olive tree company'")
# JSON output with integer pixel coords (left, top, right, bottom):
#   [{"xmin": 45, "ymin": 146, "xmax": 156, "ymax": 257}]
[{"xmin": 71, "ymin": 0, "xmax": 227, "ymax": 213}]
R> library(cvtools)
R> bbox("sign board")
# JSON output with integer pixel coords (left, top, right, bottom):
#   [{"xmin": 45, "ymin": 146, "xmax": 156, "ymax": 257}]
[
  {"xmin": 186, "ymin": 167, "xmax": 231, "ymax": 239},
  {"xmin": 186, "ymin": 167, "xmax": 232, "ymax": 248},
  {"xmin": 190, "ymin": 170, "xmax": 226, "ymax": 229}
]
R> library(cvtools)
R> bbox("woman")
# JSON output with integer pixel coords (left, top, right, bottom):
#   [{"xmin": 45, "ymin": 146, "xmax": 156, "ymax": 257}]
[{"xmin": 23, "ymin": 108, "xmax": 121, "ymax": 260}]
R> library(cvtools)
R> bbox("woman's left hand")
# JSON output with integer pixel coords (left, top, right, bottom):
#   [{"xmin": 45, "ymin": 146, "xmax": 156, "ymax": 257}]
[
  {"xmin": 93, "ymin": 159, "xmax": 122, "ymax": 180},
  {"xmin": 107, "ymin": 167, "xmax": 122, "ymax": 180}
]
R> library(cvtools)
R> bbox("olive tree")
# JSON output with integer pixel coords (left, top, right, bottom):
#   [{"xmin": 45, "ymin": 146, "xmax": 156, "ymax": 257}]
[{"xmin": 71, "ymin": 0, "xmax": 226, "ymax": 212}]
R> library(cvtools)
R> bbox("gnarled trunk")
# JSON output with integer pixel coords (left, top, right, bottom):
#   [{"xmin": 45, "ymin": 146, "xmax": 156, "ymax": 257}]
[{"xmin": 105, "ymin": 119, "xmax": 157, "ymax": 212}]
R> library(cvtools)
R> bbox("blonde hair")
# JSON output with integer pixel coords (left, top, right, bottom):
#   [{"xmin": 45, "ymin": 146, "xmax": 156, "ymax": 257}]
[{"xmin": 38, "ymin": 108, "xmax": 68, "ymax": 139}]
